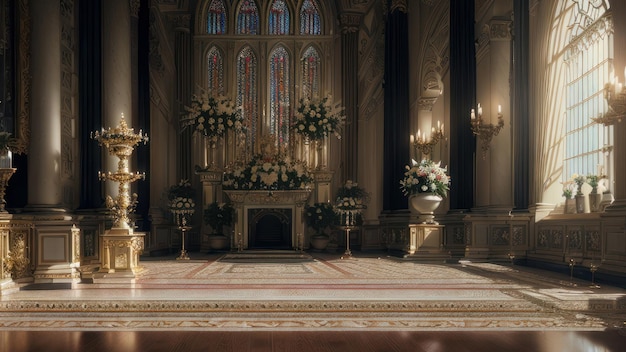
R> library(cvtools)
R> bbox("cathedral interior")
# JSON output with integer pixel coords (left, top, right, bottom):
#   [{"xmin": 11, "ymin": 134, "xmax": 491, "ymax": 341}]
[{"xmin": 1, "ymin": 0, "xmax": 626, "ymax": 351}]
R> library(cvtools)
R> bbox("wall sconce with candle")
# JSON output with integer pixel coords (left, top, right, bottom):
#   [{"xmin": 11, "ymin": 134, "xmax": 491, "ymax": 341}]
[
  {"xmin": 470, "ymin": 103, "xmax": 504, "ymax": 159},
  {"xmin": 411, "ymin": 121, "xmax": 445, "ymax": 157},
  {"xmin": 593, "ymin": 68, "xmax": 626, "ymax": 126}
]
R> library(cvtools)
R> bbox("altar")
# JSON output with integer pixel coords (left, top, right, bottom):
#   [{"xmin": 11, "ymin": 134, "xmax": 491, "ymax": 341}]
[{"xmin": 224, "ymin": 190, "xmax": 311, "ymax": 250}]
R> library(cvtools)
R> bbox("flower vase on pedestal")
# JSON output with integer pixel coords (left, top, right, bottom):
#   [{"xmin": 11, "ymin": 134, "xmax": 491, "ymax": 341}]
[{"xmin": 409, "ymin": 193, "xmax": 443, "ymax": 224}]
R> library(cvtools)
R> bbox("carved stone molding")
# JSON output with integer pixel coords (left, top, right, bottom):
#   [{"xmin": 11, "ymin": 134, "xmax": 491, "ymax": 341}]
[
  {"xmin": 489, "ymin": 20, "xmax": 512, "ymax": 41},
  {"xmin": 167, "ymin": 13, "xmax": 191, "ymax": 32},
  {"xmin": 418, "ymin": 97, "xmax": 438, "ymax": 112},
  {"xmin": 390, "ymin": 0, "xmax": 407, "ymax": 13},
  {"xmin": 130, "ymin": 0, "xmax": 140, "ymax": 18},
  {"xmin": 339, "ymin": 12, "xmax": 361, "ymax": 34},
  {"xmin": 14, "ymin": 0, "xmax": 31, "ymax": 155}
]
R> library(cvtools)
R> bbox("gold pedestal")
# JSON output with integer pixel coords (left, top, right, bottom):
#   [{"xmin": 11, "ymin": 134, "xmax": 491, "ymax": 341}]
[
  {"xmin": 93, "ymin": 228, "xmax": 145, "ymax": 283},
  {"xmin": 0, "ymin": 168, "xmax": 16, "ymax": 213}
]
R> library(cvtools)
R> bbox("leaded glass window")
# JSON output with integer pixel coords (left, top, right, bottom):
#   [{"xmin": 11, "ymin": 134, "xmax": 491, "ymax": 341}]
[
  {"xmin": 300, "ymin": 0, "xmax": 321, "ymax": 35},
  {"xmin": 207, "ymin": 0, "xmax": 227, "ymax": 34},
  {"xmin": 301, "ymin": 46, "xmax": 321, "ymax": 99},
  {"xmin": 236, "ymin": 0, "xmax": 259, "ymax": 35},
  {"xmin": 269, "ymin": 0, "xmax": 290, "ymax": 35},
  {"xmin": 207, "ymin": 46, "xmax": 224, "ymax": 94},
  {"xmin": 237, "ymin": 46, "xmax": 258, "ymax": 155},
  {"xmin": 563, "ymin": 0, "xmax": 612, "ymax": 184},
  {"xmin": 269, "ymin": 46, "xmax": 291, "ymax": 146}
]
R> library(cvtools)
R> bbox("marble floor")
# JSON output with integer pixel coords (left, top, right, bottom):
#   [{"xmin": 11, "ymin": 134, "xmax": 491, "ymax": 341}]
[{"xmin": 1, "ymin": 250, "xmax": 625, "ymax": 351}]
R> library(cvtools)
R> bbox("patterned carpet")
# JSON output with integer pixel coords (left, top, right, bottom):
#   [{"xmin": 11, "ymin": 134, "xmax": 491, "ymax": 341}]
[{"xmin": 0, "ymin": 251, "xmax": 624, "ymax": 331}]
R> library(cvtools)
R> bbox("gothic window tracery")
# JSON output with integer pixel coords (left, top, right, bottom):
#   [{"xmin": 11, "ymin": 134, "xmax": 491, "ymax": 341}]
[
  {"xmin": 237, "ymin": 46, "xmax": 259, "ymax": 155},
  {"xmin": 300, "ymin": 0, "xmax": 321, "ymax": 35},
  {"xmin": 269, "ymin": 45, "xmax": 291, "ymax": 146},
  {"xmin": 207, "ymin": 46, "xmax": 224, "ymax": 94},
  {"xmin": 269, "ymin": 0, "xmax": 290, "ymax": 35},
  {"xmin": 236, "ymin": 0, "xmax": 259, "ymax": 35},
  {"xmin": 301, "ymin": 46, "xmax": 321, "ymax": 99},
  {"xmin": 207, "ymin": 0, "xmax": 227, "ymax": 34}
]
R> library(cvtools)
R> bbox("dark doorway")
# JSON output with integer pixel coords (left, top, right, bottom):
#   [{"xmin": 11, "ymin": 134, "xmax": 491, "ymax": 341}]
[{"xmin": 248, "ymin": 208, "xmax": 292, "ymax": 249}]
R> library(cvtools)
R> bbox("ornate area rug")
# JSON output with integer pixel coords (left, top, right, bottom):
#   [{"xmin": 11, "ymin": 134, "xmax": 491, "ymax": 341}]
[{"xmin": 0, "ymin": 253, "xmax": 624, "ymax": 331}]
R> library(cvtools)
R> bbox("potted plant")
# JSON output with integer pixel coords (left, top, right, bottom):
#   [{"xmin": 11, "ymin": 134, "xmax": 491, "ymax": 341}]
[
  {"xmin": 571, "ymin": 173, "xmax": 587, "ymax": 213},
  {"xmin": 586, "ymin": 174, "xmax": 602, "ymax": 212},
  {"xmin": 204, "ymin": 201, "xmax": 235, "ymax": 249},
  {"xmin": 305, "ymin": 202, "xmax": 337, "ymax": 250},
  {"xmin": 562, "ymin": 182, "xmax": 575, "ymax": 214},
  {"xmin": 399, "ymin": 159, "xmax": 451, "ymax": 224}
]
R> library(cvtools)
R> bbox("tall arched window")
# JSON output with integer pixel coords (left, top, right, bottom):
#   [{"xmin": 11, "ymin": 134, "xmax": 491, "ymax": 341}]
[
  {"xmin": 269, "ymin": 0, "xmax": 290, "ymax": 35},
  {"xmin": 562, "ymin": 1, "xmax": 612, "ymax": 185},
  {"xmin": 237, "ymin": 46, "xmax": 259, "ymax": 155},
  {"xmin": 207, "ymin": 0, "xmax": 227, "ymax": 34},
  {"xmin": 301, "ymin": 46, "xmax": 321, "ymax": 99},
  {"xmin": 236, "ymin": 0, "xmax": 259, "ymax": 35},
  {"xmin": 300, "ymin": 0, "xmax": 321, "ymax": 35},
  {"xmin": 269, "ymin": 46, "xmax": 291, "ymax": 146},
  {"xmin": 207, "ymin": 46, "xmax": 224, "ymax": 94}
]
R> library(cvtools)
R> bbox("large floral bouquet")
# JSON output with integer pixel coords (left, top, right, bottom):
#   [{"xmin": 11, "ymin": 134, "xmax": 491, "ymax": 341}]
[
  {"xmin": 181, "ymin": 90, "xmax": 243, "ymax": 139},
  {"xmin": 204, "ymin": 201, "xmax": 235, "ymax": 234},
  {"xmin": 222, "ymin": 154, "xmax": 312, "ymax": 191},
  {"xmin": 167, "ymin": 179, "xmax": 196, "ymax": 214},
  {"xmin": 400, "ymin": 159, "xmax": 451, "ymax": 198},
  {"xmin": 293, "ymin": 95, "xmax": 345, "ymax": 141},
  {"xmin": 305, "ymin": 202, "xmax": 338, "ymax": 234}
]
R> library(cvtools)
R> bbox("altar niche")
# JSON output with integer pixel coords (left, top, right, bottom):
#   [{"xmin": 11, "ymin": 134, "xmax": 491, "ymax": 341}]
[{"xmin": 248, "ymin": 208, "xmax": 292, "ymax": 249}]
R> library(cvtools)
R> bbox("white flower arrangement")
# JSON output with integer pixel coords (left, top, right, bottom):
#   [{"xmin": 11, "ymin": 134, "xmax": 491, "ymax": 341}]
[
  {"xmin": 293, "ymin": 95, "xmax": 345, "ymax": 141},
  {"xmin": 167, "ymin": 179, "xmax": 196, "ymax": 215},
  {"xmin": 400, "ymin": 159, "xmax": 451, "ymax": 198},
  {"xmin": 181, "ymin": 90, "xmax": 244, "ymax": 140},
  {"xmin": 223, "ymin": 154, "xmax": 312, "ymax": 191}
]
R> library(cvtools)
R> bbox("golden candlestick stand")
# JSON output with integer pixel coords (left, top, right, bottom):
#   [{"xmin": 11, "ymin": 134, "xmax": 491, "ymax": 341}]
[
  {"xmin": 173, "ymin": 212, "xmax": 193, "ymax": 260},
  {"xmin": 92, "ymin": 113, "xmax": 149, "ymax": 230},
  {"xmin": 411, "ymin": 124, "xmax": 445, "ymax": 157},
  {"xmin": 0, "ymin": 168, "xmax": 16, "ymax": 213},
  {"xmin": 337, "ymin": 209, "xmax": 361, "ymax": 259}
]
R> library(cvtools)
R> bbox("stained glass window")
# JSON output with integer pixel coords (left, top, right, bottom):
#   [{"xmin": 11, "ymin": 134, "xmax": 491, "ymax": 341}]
[
  {"xmin": 269, "ymin": 46, "xmax": 291, "ymax": 147},
  {"xmin": 300, "ymin": 0, "xmax": 321, "ymax": 35},
  {"xmin": 236, "ymin": 0, "xmax": 259, "ymax": 35},
  {"xmin": 237, "ymin": 46, "xmax": 258, "ymax": 155},
  {"xmin": 269, "ymin": 0, "xmax": 290, "ymax": 35},
  {"xmin": 563, "ymin": 0, "xmax": 611, "ymax": 182},
  {"xmin": 207, "ymin": 46, "xmax": 224, "ymax": 94},
  {"xmin": 301, "ymin": 46, "xmax": 321, "ymax": 99},
  {"xmin": 207, "ymin": 0, "xmax": 227, "ymax": 34}
]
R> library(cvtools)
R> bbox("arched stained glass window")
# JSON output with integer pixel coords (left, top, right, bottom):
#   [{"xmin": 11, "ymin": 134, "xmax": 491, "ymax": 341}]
[
  {"xmin": 300, "ymin": 0, "xmax": 321, "ymax": 35},
  {"xmin": 562, "ymin": 0, "xmax": 611, "ymax": 183},
  {"xmin": 207, "ymin": 0, "xmax": 227, "ymax": 34},
  {"xmin": 237, "ymin": 46, "xmax": 258, "ymax": 154},
  {"xmin": 301, "ymin": 46, "xmax": 321, "ymax": 99},
  {"xmin": 207, "ymin": 46, "xmax": 224, "ymax": 94},
  {"xmin": 269, "ymin": 46, "xmax": 291, "ymax": 147},
  {"xmin": 236, "ymin": 0, "xmax": 259, "ymax": 35},
  {"xmin": 269, "ymin": 0, "xmax": 290, "ymax": 35}
]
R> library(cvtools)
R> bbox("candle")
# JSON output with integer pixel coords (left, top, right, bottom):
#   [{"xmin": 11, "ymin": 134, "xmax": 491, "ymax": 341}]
[
  {"xmin": 498, "ymin": 105, "xmax": 502, "ymax": 114},
  {"xmin": 477, "ymin": 103, "xmax": 482, "ymax": 116},
  {"xmin": 410, "ymin": 134, "xmax": 414, "ymax": 144},
  {"xmin": 417, "ymin": 129, "xmax": 421, "ymax": 141},
  {"xmin": 471, "ymin": 109, "xmax": 475, "ymax": 120}
]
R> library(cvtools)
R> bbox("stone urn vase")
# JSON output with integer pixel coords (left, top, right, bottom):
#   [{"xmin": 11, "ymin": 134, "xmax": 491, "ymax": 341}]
[
  {"xmin": 209, "ymin": 234, "xmax": 229, "ymax": 250},
  {"xmin": 309, "ymin": 234, "xmax": 330, "ymax": 251},
  {"xmin": 575, "ymin": 194, "xmax": 587, "ymax": 213},
  {"xmin": 409, "ymin": 193, "xmax": 443, "ymax": 224}
]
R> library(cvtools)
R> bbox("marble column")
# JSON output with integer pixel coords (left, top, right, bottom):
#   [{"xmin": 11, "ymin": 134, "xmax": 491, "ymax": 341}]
[
  {"xmin": 28, "ymin": 0, "xmax": 63, "ymax": 210},
  {"xmin": 102, "ymin": 0, "xmax": 132, "ymax": 198}
]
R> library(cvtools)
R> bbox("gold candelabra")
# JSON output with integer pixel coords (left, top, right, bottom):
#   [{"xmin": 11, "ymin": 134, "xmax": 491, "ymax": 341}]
[
  {"xmin": 92, "ymin": 114, "xmax": 149, "ymax": 230},
  {"xmin": 411, "ymin": 122, "xmax": 445, "ymax": 157},
  {"xmin": 470, "ymin": 103, "xmax": 504, "ymax": 159},
  {"xmin": 593, "ymin": 71, "xmax": 626, "ymax": 125}
]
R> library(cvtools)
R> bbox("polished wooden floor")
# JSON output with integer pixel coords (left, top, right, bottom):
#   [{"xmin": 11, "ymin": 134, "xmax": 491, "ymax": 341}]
[{"xmin": 1, "ymin": 330, "xmax": 625, "ymax": 352}]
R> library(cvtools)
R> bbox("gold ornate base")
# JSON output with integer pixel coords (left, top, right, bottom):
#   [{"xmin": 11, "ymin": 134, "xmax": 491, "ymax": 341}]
[{"xmin": 95, "ymin": 230, "xmax": 145, "ymax": 283}]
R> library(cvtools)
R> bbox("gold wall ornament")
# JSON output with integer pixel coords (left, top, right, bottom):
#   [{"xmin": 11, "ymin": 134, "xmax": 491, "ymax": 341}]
[
  {"xmin": 470, "ymin": 103, "xmax": 505, "ymax": 159},
  {"xmin": 593, "ymin": 80, "xmax": 626, "ymax": 126},
  {"xmin": 0, "ymin": 168, "xmax": 16, "ymax": 213},
  {"xmin": 411, "ymin": 122, "xmax": 445, "ymax": 157},
  {"xmin": 92, "ymin": 113, "xmax": 148, "ymax": 230},
  {"xmin": 4, "ymin": 232, "xmax": 30, "ymax": 279}
]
